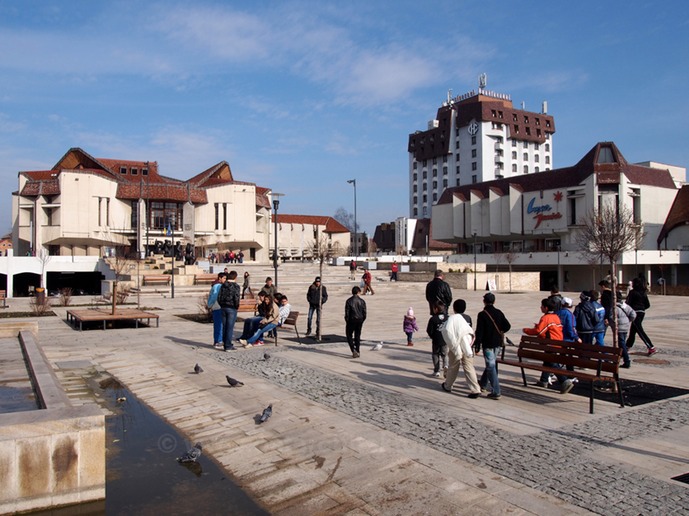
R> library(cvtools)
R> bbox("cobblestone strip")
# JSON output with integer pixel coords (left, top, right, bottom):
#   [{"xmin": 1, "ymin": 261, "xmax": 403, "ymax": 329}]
[{"xmin": 215, "ymin": 349, "xmax": 689, "ymax": 514}]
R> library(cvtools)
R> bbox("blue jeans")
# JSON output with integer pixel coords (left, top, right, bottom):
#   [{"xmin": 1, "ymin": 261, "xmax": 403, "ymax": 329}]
[
  {"xmin": 479, "ymin": 347, "xmax": 500, "ymax": 395},
  {"xmin": 539, "ymin": 363, "xmax": 569, "ymax": 385},
  {"xmin": 212, "ymin": 309, "xmax": 223, "ymax": 344},
  {"xmin": 618, "ymin": 332, "xmax": 630, "ymax": 366},
  {"xmin": 240, "ymin": 316, "xmax": 262, "ymax": 339},
  {"xmin": 593, "ymin": 332, "xmax": 605, "ymax": 346},
  {"xmin": 221, "ymin": 307, "xmax": 238, "ymax": 349},
  {"xmin": 307, "ymin": 305, "xmax": 320, "ymax": 334},
  {"xmin": 247, "ymin": 322, "xmax": 277, "ymax": 344}
]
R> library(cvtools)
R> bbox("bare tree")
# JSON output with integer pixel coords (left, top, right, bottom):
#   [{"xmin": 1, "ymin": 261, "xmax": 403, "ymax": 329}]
[
  {"xmin": 307, "ymin": 236, "xmax": 343, "ymax": 341},
  {"xmin": 504, "ymin": 248, "xmax": 518, "ymax": 293},
  {"xmin": 575, "ymin": 204, "xmax": 644, "ymax": 347},
  {"xmin": 333, "ymin": 207, "xmax": 356, "ymax": 232},
  {"xmin": 105, "ymin": 247, "xmax": 134, "ymax": 315}
]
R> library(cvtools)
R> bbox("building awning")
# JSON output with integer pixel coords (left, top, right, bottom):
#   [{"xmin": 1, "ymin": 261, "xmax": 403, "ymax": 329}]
[{"xmin": 43, "ymin": 232, "xmax": 132, "ymax": 247}]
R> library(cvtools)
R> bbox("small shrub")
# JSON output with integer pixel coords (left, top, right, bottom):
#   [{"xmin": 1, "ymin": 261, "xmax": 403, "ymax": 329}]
[
  {"xmin": 30, "ymin": 296, "xmax": 51, "ymax": 315},
  {"xmin": 58, "ymin": 288, "xmax": 73, "ymax": 307},
  {"xmin": 198, "ymin": 294, "xmax": 212, "ymax": 322},
  {"xmin": 116, "ymin": 287, "xmax": 131, "ymax": 304},
  {"xmin": 462, "ymin": 266, "xmax": 472, "ymax": 273}
]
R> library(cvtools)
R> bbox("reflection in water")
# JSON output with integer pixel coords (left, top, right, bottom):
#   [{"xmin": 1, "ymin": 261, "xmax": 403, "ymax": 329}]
[
  {"xmin": 99, "ymin": 377, "xmax": 269, "ymax": 516},
  {"xmin": 0, "ymin": 385, "xmax": 38, "ymax": 413}
]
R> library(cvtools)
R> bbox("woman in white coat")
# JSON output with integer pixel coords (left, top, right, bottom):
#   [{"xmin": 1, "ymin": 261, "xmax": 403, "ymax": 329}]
[{"xmin": 440, "ymin": 300, "xmax": 481, "ymax": 398}]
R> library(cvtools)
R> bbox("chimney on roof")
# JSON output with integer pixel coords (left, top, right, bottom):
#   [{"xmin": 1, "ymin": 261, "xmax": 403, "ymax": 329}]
[{"xmin": 542, "ymin": 101, "xmax": 548, "ymax": 114}]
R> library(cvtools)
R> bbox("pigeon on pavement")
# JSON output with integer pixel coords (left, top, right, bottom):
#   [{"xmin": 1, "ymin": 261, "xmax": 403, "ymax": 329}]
[
  {"xmin": 176, "ymin": 442, "xmax": 203, "ymax": 463},
  {"xmin": 194, "ymin": 363, "xmax": 203, "ymax": 374},
  {"xmin": 259, "ymin": 404, "xmax": 273, "ymax": 423},
  {"xmin": 226, "ymin": 375, "xmax": 244, "ymax": 387},
  {"xmin": 263, "ymin": 352, "xmax": 271, "ymax": 361},
  {"xmin": 371, "ymin": 342, "xmax": 383, "ymax": 351}
]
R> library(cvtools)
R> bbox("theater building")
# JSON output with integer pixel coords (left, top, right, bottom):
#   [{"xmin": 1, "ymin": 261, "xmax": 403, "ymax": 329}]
[
  {"xmin": 11, "ymin": 147, "xmax": 273, "ymax": 261},
  {"xmin": 432, "ymin": 141, "xmax": 689, "ymax": 290}
]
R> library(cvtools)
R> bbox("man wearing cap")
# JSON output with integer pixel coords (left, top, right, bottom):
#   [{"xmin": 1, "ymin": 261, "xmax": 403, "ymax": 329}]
[
  {"xmin": 306, "ymin": 276, "xmax": 328, "ymax": 337},
  {"xmin": 474, "ymin": 292, "xmax": 511, "ymax": 400},
  {"xmin": 425, "ymin": 270, "xmax": 453, "ymax": 315}
]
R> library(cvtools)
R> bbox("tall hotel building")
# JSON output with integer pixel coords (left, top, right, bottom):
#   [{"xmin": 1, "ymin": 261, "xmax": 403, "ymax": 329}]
[{"xmin": 408, "ymin": 78, "xmax": 555, "ymax": 218}]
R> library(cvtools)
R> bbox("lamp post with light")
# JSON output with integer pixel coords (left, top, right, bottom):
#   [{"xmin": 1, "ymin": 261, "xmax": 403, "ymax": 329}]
[
  {"xmin": 347, "ymin": 179, "xmax": 357, "ymax": 261},
  {"xmin": 272, "ymin": 193, "xmax": 284, "ymax": 289}
]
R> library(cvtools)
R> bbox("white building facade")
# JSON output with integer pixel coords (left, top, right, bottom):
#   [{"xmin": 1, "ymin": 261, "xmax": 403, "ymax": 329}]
[
  {"xmin": 432, "ymin": 142, "xmax": 689, "ymax": 291},
  {"xmin": 408, "ymin": 81, "xmax": 555, "ymax": 220}
]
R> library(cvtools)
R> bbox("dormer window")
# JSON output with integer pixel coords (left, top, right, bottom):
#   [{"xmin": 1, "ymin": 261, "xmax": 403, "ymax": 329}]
[
  {"xmin": 142, "ymin": 168, "xmax": 149, "ymax": 176},
  {"xmin": 131, "ymin": 167, "xmax": 138, "ymax": 175},
  {"xmin": 120, "ymin": 167, "xmax": 127, "ymax": 174}
]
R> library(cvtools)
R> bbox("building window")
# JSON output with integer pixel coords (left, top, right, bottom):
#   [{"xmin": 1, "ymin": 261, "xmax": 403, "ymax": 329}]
[
  {"xmin": 443, "ymin": 155, "xmax": 448, "ymax": 163},
  {"xmin": 214, "ymin": 203, "xmax": 219, "ymax": 230},
  {"xmin": 413, "ymin": 162, "xmax": 417, "ymax": 169},
  {"xmin": 455, "ymin": 153, "xmax": 460, "ymax": 161},
  {"xmin": 472, "ymin": 174, "xmax": 477, "ymax": 183},
  {"xmin": 569, "ymin": 197, "xmax": 577, "ymax": 225},
  {"xmin": 413, "ymin": 207, "xmax": 418, "ymax": 217},
  {"xmin": 443, "ymin": 179, "xmax": 448, "ymax": 188},
  {"xmin": 413, "ymin": 173, "xmax": 417, "ymax": 182},
  {"xmin": 413, "ymin": 185, "xmax": 417, "ymax": 193},
  {"xmin": 130, "ymin": 200, "xmax": 138, "ymax": 229},
  {"xmin": 456, "ymin": 178, "xmax": 461, "ymax": 186},
  {"xmin": 523, "ymin": 142, "xmax": 528, "ymax": 149},
  {"xmin": 98, "ymin": 198, "xmax": 102, "ymax": 226},
  {"xmin": 432, "ymin": 180, "xmax": 437, "ymax": 190},
  {"xmin": 471, "ymin": 149, "xmax": 477, "ymax": 158},
  {"xmin": 631, "ymin": 188, "xmax": 641, "ymax": 224},
  {"xmin": 512, "ymin": 164, "xmax": 517, "ymax": 172},
  {"xmin": 433, "ymin": 158, "xmax": 437, "ymax": 164},
  {"xmin": 545, "ymin": 143, "xmax": 550, "ymax": 152},
  {"xmin": 523, "ymin": 153, "xmax": 528, "ymax": 160},
  {"xmin": 433, "ymin": 193, "xmax": 437, "ymax": 202},
  {"xmin": 433, "ymin": 169, "xmax": 437, "ymax": 177},
  {"xmin": 120, "ymin": 167, "xmax": 127, "ymax": 175},
  {"xmin": 512, "ymin": 140, "xmax": 517, "ymax": 147},
  {"xmin": 471, "ymin": 136, "xmax": 477, "ymax": 145},
  {"xmin": 524, "ymin": 165, "xmax": 529, "ymax": 173},
  {"xmin": 443, "ymin": 166, "xmax": 448, "ymax": 175},
  {"xmin": 455, "ymin": 141, "xmax": 460, "ymax": 149},
  {"xmin": 535, "ymin": 166, "xmax": 540, "ymax": 173},
  {"xmin": 423, "ymin": 194, "xmax": 427, "ymax": 203},
  {"xmin": 546, "ymin": 156, "xmax": 550, "ymax": 164},
  {"xmin": 535, "ymin": 143, "xmax": 540, "ymax": 150},
  {"xmin": 472, "ymin": 162, "xmax": 477, "ymax": 171},
  {"xmin": 106, "ymin": 198, "xmax": 110, "ymax": 226},
  {"xmin": 423, "ymin": 171, "xmax": 427, "ymax": 180},
  {"xmin": 535, "ymin": 155, "xmax": 540, "ymax": 162},
  {"xmin": 142, "ymin": 167, "xmax": 148, "ymax": 176},
  {"xmin": 223, "ymin": 203, "xmax": 228, "ymax": 230},
  {"xmin": 131, "ymin": 168, "xmax": 138, "ymax": 175},
  {"xmin": 512, "ymin": 151, "xmax": 517, "ymax": 159},
  {"xmin": 456, "ymin": 165, "xmax": 460, "ymax": 174},
  {"xmin": 413, "ymin": 196, "xmax": 418, "ymax": 205}
]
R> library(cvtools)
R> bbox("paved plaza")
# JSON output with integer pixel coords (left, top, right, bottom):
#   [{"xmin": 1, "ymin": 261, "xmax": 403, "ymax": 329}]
[{"xmin": 5, "ymin": 263, "xmax": 689, "ymax": 514}]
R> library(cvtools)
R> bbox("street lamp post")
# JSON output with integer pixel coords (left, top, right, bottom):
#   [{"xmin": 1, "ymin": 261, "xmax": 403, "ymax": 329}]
[
  {"xmin": 473, "ymin": 232, "xmax": 477, "ymax": 291},
  {"xmin": 347, "ymin": 179, "xmax": 357, "ymax": 261},
  {"xmin": 272, "ymin": 193, "xmax": 284, "ymax": 289}
]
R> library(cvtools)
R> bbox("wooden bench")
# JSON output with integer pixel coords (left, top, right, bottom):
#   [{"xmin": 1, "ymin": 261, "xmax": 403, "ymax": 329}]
[
  {"xmin": 194, "ymin": 273, "xmax": 217, "ymax": 285},
  {"xmin": 239, "ymin": 298, "xmax": 256, "ymax": 313},
  {"xmin": 498, "ymin": 335, "xmax": 624, "ymax": 414},
  {"xmin": 274, "ymin": 311, "xmax": 302, "ymax": 346},
  {"xmin": 143, "ymin": 274, "xmax": 171, "ymax": 286},
  {"xmin": 0, "ymin": 290, "xmax": 6, "ymax": 308}
]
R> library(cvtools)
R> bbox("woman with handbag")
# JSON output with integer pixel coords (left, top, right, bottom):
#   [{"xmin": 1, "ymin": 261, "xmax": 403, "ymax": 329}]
[{"xmin": 474, "ymin": 292, "xmax": 511, "ymax": 400}]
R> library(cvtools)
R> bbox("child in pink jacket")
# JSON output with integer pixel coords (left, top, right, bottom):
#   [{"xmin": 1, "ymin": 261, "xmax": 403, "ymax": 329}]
[{"xmin": 403, "ymin": 307, "xmax": 419, "ymax": 346}]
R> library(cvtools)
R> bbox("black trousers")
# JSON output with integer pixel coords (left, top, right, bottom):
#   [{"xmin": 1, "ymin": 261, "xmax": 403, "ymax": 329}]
[{"xmin": 346, "ymin": 320, "xmax": 364, "ymax": 353}]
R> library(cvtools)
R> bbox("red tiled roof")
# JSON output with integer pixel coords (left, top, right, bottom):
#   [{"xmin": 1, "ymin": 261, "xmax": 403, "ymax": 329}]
[
  {"xmin": 272, "ymin": 214, "xmax": 350, "ymax": 233},
  {"xmin": 437, "ymin": 142, "xmax": 676, "ymax": 205}
]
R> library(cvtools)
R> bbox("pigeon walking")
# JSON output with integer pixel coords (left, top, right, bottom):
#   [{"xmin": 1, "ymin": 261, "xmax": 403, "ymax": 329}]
[
  {"xmin": 176, "ymin": 442, "xmax": 203, "ymax": 463},
  {"xmin": 371, "ymin": 342, "xmax": 383, "ymax": 351},
  {"xmin": 259, "ymin": 404, "xmax": 273, "ymax": 423},
  {"xmin": 194, "ymin": 363, "xmax": 203, "ymax": 374},
  {"xmin": 263, "ymin": 352, "xmax": 271, "ymax": 361},
  {"xmin": 226, "ymin": 375, "xmax": 244, "ymax": 387}
]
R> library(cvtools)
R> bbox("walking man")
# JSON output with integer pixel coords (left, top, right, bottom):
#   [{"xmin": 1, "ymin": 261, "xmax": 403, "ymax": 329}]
[
  {"xmin": 474, "ymin": 293, "xmax": 511, "ymax": 400},
  {"xmin": 390, "ymin": 261, "xmax": 399, "ymax": 281},
  {"xmin": 218, "ymin": 270, "xmax": 240, "ymax": 351},
  {"xmin": 306, "ymin": 276, "xmax": 328, "ymax": 337},
  {"xmin": 425, "ymin": 270, "xmax": 452, "ymax": 315},
  {"xmin": 344, "ymin": 286, "xmax": 367, "ymax": 358}
]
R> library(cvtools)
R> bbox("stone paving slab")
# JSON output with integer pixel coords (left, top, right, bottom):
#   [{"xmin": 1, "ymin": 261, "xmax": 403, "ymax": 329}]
[{"xmin": 7, "ymin": 265, "xmax": 689, "ymax": 514}]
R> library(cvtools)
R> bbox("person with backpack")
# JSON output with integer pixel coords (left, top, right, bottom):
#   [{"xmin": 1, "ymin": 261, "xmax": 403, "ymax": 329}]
[
  {"xmin": 524, "ymin": 297, "xmax": 574, "ymax": 395},
  {"xmin": 217, "ymin": 270, "xmax": 241, "ymax": 351},
  {"xmin": 573, "ymin": 291, "xmax": 599, "ymax": 344}
]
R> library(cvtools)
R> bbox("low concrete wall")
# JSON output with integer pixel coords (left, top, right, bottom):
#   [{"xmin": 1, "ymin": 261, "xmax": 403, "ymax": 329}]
[
  {"xmin": 398, "ymin": 271, "xmax": 540, "ymax": 291},
  {"xmin": 0, "ymin": 326, "xmax": 105, "ymax": 514}
]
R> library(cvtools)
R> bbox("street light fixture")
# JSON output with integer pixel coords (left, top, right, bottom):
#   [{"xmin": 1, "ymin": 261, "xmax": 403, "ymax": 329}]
[
  {"xmin": 473, "ymin": 232, "xmax": 477, "ymax": 291},
  {"xmin": 347, "ymin": 179, "xmax": 357, "ymax": 261},
  {"xmin": 272, "ymin": 193, "xmax": 284, "ymax": 289}
]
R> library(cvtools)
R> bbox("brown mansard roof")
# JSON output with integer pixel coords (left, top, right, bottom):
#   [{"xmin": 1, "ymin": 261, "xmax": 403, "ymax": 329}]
[
  {"xmin": 18, "ymin": 147, "xmax": 272, "ymax": 207},
  {"xmin": 657, "ymin": 184, "xmax": 689, "ymax": 247},
  {"xmin": 437, "ymin": 142, "xmax": 676, "ymax": 205}
]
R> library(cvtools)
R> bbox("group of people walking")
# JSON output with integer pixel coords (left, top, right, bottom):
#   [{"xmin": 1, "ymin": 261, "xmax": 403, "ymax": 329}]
[{"xmin": 206, "ymin": 265, "xmax": 657, "ymax": 401}]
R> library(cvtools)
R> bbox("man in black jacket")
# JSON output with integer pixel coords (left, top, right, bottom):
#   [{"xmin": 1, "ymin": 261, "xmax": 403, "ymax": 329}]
[
  {"xmin": 474, "ymin": 293, "xmax": 511, "ymax": 400},
  {"xmin": 218, "ymin": 270, "xmax": 241, "ymax": 351},
  {"xmin": 344, "ymin": 286, "xmax": 367, "ymax": 358},
  {"xmin": 306, "ymin": 276, "xmax": 328, "ymax": 337},
  {"xmin": 425, "ymin": 270, "xmax": 452, "ymax": 315}
]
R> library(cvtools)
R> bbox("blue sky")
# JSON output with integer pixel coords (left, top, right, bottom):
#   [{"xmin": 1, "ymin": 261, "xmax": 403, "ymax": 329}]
[{"xmin": 1, "ymin": 1, "xmax": 688, "ymax": 236}]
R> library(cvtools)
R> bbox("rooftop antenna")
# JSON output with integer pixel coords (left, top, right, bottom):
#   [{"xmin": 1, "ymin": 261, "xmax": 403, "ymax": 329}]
[
  {"xmin": 478, "ymin": 73, "xmax": 487, "ymax": 89},
  {"xmin": 447, "ymin": 89, "xmax": 453, "ymax": 105},
  {"xmin": 521, "ymin": 101, "xmax": 525, "ymax": 110}
]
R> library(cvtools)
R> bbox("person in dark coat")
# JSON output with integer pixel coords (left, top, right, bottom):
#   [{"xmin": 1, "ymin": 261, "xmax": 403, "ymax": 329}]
[
  {"xmin": 474, "ymin": 293, "xmax": 511, "ymax": 399},
  {"xmin": 306, "ymin": 276, "xmax": 328, "ymax": 336},
  {"xmin": 344, "ymin": 286, "xmax": 367, "ymax": 358},
  {"xmin": 425, "ymin": 270, "xmax": 452, "ymax": 315},
  {"xmin": 626, "ymin": 277, "xmax": 657, "ymax": 355}
]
